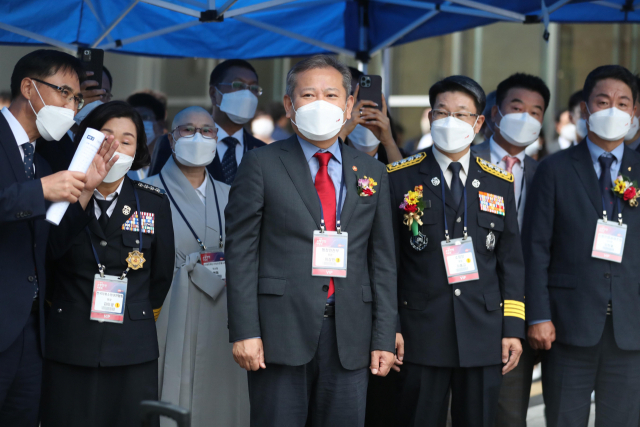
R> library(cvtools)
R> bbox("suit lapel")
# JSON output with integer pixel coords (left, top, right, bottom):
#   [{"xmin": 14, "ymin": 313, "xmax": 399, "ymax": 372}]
[
  {"xmin": 88, "ymin": 210, "xmax": 107, "ymax": 240},
  {"xmin": 420, "ymin": 149, "xmax": 458, "ymax": 211},
  {"xmin": 279, "ymin": 136, "xmax": 322, "ymax": 228},
  {"xmin": 104, "ymin": 177, "xmax": 137, "ymax": 237},
  {"xmin": 0, "ymin": 114, "xmax": 27, "ymax": 183},
  {"xmin": 524, "ymin": 155, "xmax": 537, "ymax": 190},
  {"xmin": 571, "ymin": 142, "xmax": 602, "ymax": 215},
  {"xmin": 338, "ymin": 143, "xmax": 358, "ymax": 230}
]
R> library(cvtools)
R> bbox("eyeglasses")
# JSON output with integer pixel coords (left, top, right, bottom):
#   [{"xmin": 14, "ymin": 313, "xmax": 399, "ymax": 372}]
[
  {"xmin": 432, "ymin": 109, "xmax": 479, "ymax": 121},
  {"xmin": 172, "ymin": 125, "xmax": 217, "ymax": 139},
  {"xmin": 30, "ymin": 78, "xmax": 84, "ymax": 110},
  {"xmin": 217, "ymin": 81, "xmax": 263, "ymax": 96}
]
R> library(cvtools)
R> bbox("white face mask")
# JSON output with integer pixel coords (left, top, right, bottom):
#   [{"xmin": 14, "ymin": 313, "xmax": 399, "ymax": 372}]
[
  {"xmin": 587, "ymin": 106, "xmax": 632, "ymax": 141},
  {"xmin": 291, "ymin": 100, "xmax": 347, "ymax": 142},
  {"xmin": 560, "ymin": 123, "xmax": 577, "ymax": 142},
  {"xmin": 496, "ymin": 109, "xmax": 542, "ymax": 147},
  {"xmin": 74, "ymin": 100, "xmax": 103, "ymax": 125},
  {"xmin": 349, "ymin": 124, "xmax": 379, "ymax": 152},
  {"xmin": 524, "ymin": 139, "xmax": 541, "ymax": 157},
  {"xmin": 251, "ymin": 117, "xmax": 274, "ymax": 137},
  {"xmin": 103, "ymin": 152, "xmax": 134, "ymax": 183},
  {"xmin": 576, "ymin": 118, "xmax": 588, "ymax": 140},
  {"xmin": 625, "ymin": 116, "xmax": 640, "ymax": 141},
  {"xmin": 218, "ymin": 89, "xmax": 258, "ymax": 124},
  {"xmin": 143, "ymin": 120, "xmax": 156, "ymax": 144},
  {"xmin": 28, "ymin": 80, "xmax": 76, "ymax": 141},
  {"xmin": 431, "ymin": 116, "xmax": 478, "ymax": 154},
  {"xmin": 173, "ymin": 132, "xmax": 217, "ymax": 167}
]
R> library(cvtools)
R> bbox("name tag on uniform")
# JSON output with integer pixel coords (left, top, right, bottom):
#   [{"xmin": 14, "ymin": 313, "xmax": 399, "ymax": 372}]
[
  {"xmin": 441, "ymin": 238, "xmax": 480, "ymax": 284},
  {"xmin": 312, "ymin": 231, "xmax": 348, "ymax": 277},
  {"xmin": 90, "ymin": 274, "xmax": 127, "ymax": 324},
  {"xmin": 592, "ymin": 220, "xmax": 627, "ymax": 263},
  {"xmin": 200, "ymin": 252, "xmax": 226, "ymax": 280}
]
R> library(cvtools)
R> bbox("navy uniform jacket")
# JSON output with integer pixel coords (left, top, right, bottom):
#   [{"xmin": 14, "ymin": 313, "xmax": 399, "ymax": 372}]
[
  {"xmin": 0, "ymin": 114, "xmax": 87, "ymax": 355},
  {"xmin": 45, "ymin": 177, "xmax": 175, "ymax": 367},
  {"xmin": 523, "ymin": 141, "xmax": 640, "ymax": 350},
  {"xmin": 389, "ymin": 147, "xmax": 525, "ymax": 368},
  {"xmin": 471, "ymin": 140, "xmax": 538, "ymax": 196}
]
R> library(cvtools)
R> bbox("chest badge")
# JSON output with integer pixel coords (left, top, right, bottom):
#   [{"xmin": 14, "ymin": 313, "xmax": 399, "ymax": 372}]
[
  {"xmin": 126, "ymin": 250, "xmax": 146, "ymax": 270},
  {"xmin": 431, "ymin": 177, "xmax": 440, "ymax": 186},
  {"xmin": 472, "ymin": 179, "xmax": 480, "ymax": 188},
  {"xmin": 122, "ymin": 205, "xmax": 131, "ymax": 216},
  {"xmin": 410, "ymin": 232, "xmax": 428, "ymax": 251},
  {"xmin": 486, "ymin": 231, "xmax": 496, "ymax": 251}
]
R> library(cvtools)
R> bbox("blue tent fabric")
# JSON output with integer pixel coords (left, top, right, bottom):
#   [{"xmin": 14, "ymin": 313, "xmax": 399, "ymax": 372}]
[{"xmin": 0, "ymin": 0, "xmax": 638, "ymax": 60}]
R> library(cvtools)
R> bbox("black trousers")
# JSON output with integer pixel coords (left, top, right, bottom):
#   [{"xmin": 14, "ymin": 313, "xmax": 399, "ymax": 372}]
[
  {"xmin": 543, "ymin": 316, "xmax": 640, "ymax": 427},
  {"xmin": 41, "ymin": 358, "xmax": 158, "ymax": 427},
  {"xmin": 0, "ymin": 313, "xmax": 42, "ymax": 427},
  {"xmin": 397, "ymin": 362, "xmax": 503, "ymax": 427},
  {"xmin": 494, "ymin": 338, "xmax": 538, "ymax": 427},
  {"xmin": 248, "ymin": 317, "xmax": 369, "ymax": 427},
  {"xmin": 364, "ymin": 370, "xmax": 398, "ymax": 427}
]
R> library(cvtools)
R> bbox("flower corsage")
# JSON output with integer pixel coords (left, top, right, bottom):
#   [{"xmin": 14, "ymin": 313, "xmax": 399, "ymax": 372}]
[
  {"xmin": 400, "ymin": 185, "xmax": 426, "ymax": 236},
  {"xmin": 613, "ymin": 175, "xmax": 640, "ymax": 207},
  {"xmin": 357, "ymin": 176, "xmax": 377, "ymax": 197}
]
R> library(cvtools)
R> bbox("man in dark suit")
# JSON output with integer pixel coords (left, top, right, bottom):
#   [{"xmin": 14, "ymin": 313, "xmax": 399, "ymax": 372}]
[
  {"xmin": 524, "ymin": 65, "xmax": 640, "ymax": 426},
  {"xmin": 471, "ymin": 73, "xmax": 549, "ymax": 426},
  {"xmin": 0, "ymin": 49, "xmax": 117, "ymax": 426},
  {"xmin": 225, "ymin": 55, "xmax": 397, "ymax": 427},
  {"xmin": 390, "ymin": 76, "xmax": 525, "ymax": 427}
]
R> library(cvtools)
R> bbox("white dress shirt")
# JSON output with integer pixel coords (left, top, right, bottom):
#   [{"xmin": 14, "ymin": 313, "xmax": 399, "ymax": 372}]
[
  {"xmin": 490, "ymin": 137, "xmax": 526, "ymax": 228},
  {"xmin": 432, "ymin": 146, "xmax": 470, "ymax": 187},
  {"xmin": 215, "ymin": 123, "xmax": 244, "ymax": 165},
  {"xmin": 93, "ymin": 180, "xmax": 125, "ymax": 220},
  {"xmin": 195, "ymin": 176, "xmax": 207, "ymax": 205},
  {"xmin": 2, "ymin": 107, "xmax": 36, "ymax": 172}
]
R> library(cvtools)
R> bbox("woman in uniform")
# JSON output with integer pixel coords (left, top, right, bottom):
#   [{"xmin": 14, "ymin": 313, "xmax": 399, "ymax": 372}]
[
  {"xmin": 41, "ymin": 101, "xmax": 175, "ymax": 427},
  {"xmin": 144, "ymin": 106, "xmax": 249, "ymax": 427}
]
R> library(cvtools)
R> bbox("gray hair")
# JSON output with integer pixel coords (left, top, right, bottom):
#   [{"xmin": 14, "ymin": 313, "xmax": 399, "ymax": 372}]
[{"xmin": 286, "ymin": 55, "xmax": 352, "ymax": 99}]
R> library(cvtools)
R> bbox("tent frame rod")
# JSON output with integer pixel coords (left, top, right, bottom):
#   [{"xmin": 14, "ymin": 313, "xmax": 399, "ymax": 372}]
[
  {"xmin": 226, "ymin": 0, "xmax": 301, "ymax": 18},
  {"xmin": 177, "ymin": 0, "xmax": 207, "ymax": 7},
  {"xmin": 0, "ymin": 21, "xmax": 76, "ymax": 51},
  {"xmin": 370, "ymin": 9, "xmax": 439, "ymax": 55},
  {"xmin": 99, "ymin": 20, "xmax": 201, "ymax": 50},
  {"xmin": 543, "ymin": 0, "xmax": 575, "ymax": 15},
  {"xmin": 447, "ymin": 0, "xmax": 526, "ymax": 21},
  {"xmin": 371, "ymin": 0, "xmax": 522, "ymax": 22},
  {"xmin": 370, "ymin": 0, "xmax": 436, "ymax": 11},
  {"xmin": 233, "ymin": 15, "xmax": 356, "ymax": 56},
  {"xmin": 83, "ymin": 0, "xmax": 115, "ymax": 43},
  {"xmin": 140, "ymin": 0, "xmax": 201, "ymax": 17},
  {"xmin": 92, "ymin": 0, "xmax": 139, "ymax": 47},
  {"xmin": 218, "ymin": 0, "xmax": 238, "ymax": 14}
]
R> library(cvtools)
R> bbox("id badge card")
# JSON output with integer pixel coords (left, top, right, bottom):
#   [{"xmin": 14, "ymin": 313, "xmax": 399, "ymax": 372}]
[
  {"xmin": 592, "ymin": 219, "xmax": 627, "ymax": 263},
  {"xmin": 441, "ymin": 237, "xmax": 480, "ymax": 284},
  {"xmin": 90, "ymin": 274, "xmax": 127, "ymax": 323},
  {"xmin": 312, "ymin": 231, "xmax": 348, "ymax": 278},
  {"xmin": 200, "ymin": 252, "xmax": 226, "ymax": 279}
]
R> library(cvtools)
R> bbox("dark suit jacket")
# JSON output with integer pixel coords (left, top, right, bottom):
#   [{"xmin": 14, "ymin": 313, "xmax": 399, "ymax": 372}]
[
  {"xmin": 225, "ymin": 135, "xmax": 397, "ymax": 370},
  {"xmin": 45, "ymin": 177, "xmax": 175, "ymax": 366},
  {"xmin": 0, "ymin": 114, "xmax": 86, "ymax": 355},
  {"xmin": 471, "ymin": 140, "xmax": 538, "ymax": 195},
  {"xmin": 148, "ymin": 129, "xmax": 266, "ymax": 181},
  {"xmin": 523, "ymin": 141, "xmax": 640, "ymax": 350},
  {"xmin": 389, "ymin": 148, "xmax": 525, "ymax": 367},
  {"xmin": 35, "ymin": 132, "xmax": 75, "ymax": 174}
]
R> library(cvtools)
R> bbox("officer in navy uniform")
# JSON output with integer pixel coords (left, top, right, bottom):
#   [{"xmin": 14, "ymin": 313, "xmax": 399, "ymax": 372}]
[
  {"xmin": 389, "ymin": 76, "xmax": 525, "ymax": 427},
  {"xmin": 525, "ymin": 66, "xmax": 640, "ymax": 427},
  {"xmin": 40, "ymin": 102, "xmax": 175, "ymax": 427}
]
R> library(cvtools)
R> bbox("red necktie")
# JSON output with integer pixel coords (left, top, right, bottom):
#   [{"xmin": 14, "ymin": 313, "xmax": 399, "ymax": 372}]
[{"xmin": 314, "ymin": 152, "xmax": 336, "ymax": 298}]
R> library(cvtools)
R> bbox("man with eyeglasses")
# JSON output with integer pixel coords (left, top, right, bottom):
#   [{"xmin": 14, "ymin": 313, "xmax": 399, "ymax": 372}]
[
  {"xmin": 388, "ymin": 75, "xmax": 525, "ymax": 427},
  {"xmin": 0, "ymin": 49, "xmax": 118, "ymax": 426},
  {"xmin": 207, "ymin": 59, "xmax": 266, "ymax": 185}
]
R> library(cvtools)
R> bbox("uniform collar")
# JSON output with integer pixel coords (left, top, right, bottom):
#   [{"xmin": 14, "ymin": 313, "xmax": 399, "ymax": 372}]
[
  {"xmin": 215, "ymin": 122, "xmax": 244, "ymax": 146},
  {"xmin": 297, "ymin": 135, "xmax": 342, "ymax": 165},
  {"xmin": 586, "ymin": 136, "xmax": 624, "ymax": 165},
  {"xmin": 489, "ymin": 136, "xmax": 525, "ymax": 163},
  {"xmin": 432, "ymin": 145, "xmax": 470, "ymax": 176},
  {"xmin": 2, "ymin": 107, "xmax": 35, "ymax": 149}
]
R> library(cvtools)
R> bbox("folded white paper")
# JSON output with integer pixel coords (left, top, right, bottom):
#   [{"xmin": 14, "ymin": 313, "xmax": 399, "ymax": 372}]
[{"xmin": 45, "ymin": 128, "xmax": 105, "ymax": 225}]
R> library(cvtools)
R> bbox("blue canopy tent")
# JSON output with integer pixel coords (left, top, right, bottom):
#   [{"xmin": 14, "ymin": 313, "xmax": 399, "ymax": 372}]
[{"xmin": 0, "ymin": 0, "xmax": 638, "ymax": 63}]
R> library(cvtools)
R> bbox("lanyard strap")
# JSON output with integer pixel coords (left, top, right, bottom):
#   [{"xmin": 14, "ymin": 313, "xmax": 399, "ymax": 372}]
[
  {"xmin": 440, "ymin": 169, "xmax": 468, "ymax": 243},
  {"xmin": 601, "ymin": 196, "xmax": 623, "ymax": 225},
  {"xmin": 316, "ymin": 171, "xmax": 346, "ymax": 233},
  {"xmin": 87, "ymin": 186, "xmax": 143, "ymax": 278},
  {"xmin": 159, "ymin": 171, "xmax": 224, "ymax": 249}
]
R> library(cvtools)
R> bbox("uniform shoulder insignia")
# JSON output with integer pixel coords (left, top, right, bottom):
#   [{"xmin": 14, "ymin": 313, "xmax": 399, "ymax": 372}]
[
  {"xmin": 386, "ymin": 152, "xmax": 427, "ymax": 173},
  {"xmin": 476, "ymin": 157, "xmax": 514, "ymax": 183},
  {"xmin": 136, "ymin": 181, "xmax": 166, "ymax": 196}
]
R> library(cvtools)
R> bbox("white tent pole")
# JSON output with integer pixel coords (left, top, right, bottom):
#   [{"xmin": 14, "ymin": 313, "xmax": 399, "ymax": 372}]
[
  {"xmin": 233, "ymin": 15, "xmax": 356, "ymax": 56},
  {"xmin": 98, "ymin": 20, "xmax": 202, "ymax": 49},
  {"xmin": 218, "ymin": 0, "xmax": 239, "ymax": 14},
  {"xmin": 208, "ymin": 0, "xmax": 216, "ymax": 8},
  {"xmin": 91, "ymin": 0, "xmax": 140, "ymax": 48},
  {"xmin": 140, "ymin": 0, "xmax": 201, "ymax": 17},
  {"xmin": 371, "ymin": 0, "xmax": 522, "ymax": 22},
  {"xmin": 370, "ymin": 0, "xmax": 437, "ymax": 11},
  {"xmin": 0, "ymin": 21, "xmax": 76, "ymax": 51},
  {"xmin": 369, "ymin": 9, "xmax": 439, "ymax": 55},
  {"xmin": 83, "ymin": 0, "xmax": 116, "ymax": 43},
  {"xmin": 447, "ymin": 0, "xmax": 526, "ymax": 21},
  {"xmin": 542, "ymin": 0, "xmax": 575, "ymax": 15},
  {"xmin": 225, "ymin": 0, "xmax": 301, "ymax": 18},
  {"xmin": 176, "ymin": 0, "xmax": 207, "ymax": 7}
]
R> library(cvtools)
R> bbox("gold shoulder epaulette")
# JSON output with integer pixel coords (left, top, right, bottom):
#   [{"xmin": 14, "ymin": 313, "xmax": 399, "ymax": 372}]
[
  {"xmin": 476, "ymin": 157, "xmax": 514, "ymax": 182},
  {"xmin": 136, "ymin": 181, "xmax": 166, "ymax": 196},
  {"xmin": 387, "ymin": 152, "xmax": 427, "ymax": 173}
]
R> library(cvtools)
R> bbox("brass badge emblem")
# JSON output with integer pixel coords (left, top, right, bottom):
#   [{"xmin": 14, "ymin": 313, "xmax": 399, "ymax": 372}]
[
  {"xmin": 122, "ymin": 205, "xmax": 131, "ymax": 215},
  {"xmin": 126, "ymin": 250, "xmax": 146, "ymax": 270}
]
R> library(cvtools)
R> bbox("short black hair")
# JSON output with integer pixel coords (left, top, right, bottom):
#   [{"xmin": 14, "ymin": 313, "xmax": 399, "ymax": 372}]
[
  {"xmin": 428, "ymin": 75, "xmax": 486, "ymax": 114},
  {"xmin": 568, "ymin": 90, "xmax": 583, "ymax": 111},
  {"xmin": 496, "ymin": 73, "xmax": 550, "ymax": 112},
  {"xmin": 583, "ymin": 65, "xmax": 638, "ymax": 104},
  {"xmin": 126, "ymin": 93, "xmax": 165, "ymax": 122},
  {"xmin": 103, "ymin": 66, "xmax": 113, "ymax": 89},
  {"xmin": 209, "ymin": 59, "xmax": 258, "ymax": 87},
  {"xmin": 74, "ymin": 101, "xmax": 150, "ymax": 171},
  {"xmin": 10, "ymin": 49, "xmax": 84, "ymax": 99}
]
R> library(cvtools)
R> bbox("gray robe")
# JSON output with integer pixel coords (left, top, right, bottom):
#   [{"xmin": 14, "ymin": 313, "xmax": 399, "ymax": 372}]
[{"xmin": 144, "ymin": 157, "xmax": 249, "ymax": 427}]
